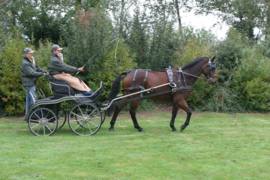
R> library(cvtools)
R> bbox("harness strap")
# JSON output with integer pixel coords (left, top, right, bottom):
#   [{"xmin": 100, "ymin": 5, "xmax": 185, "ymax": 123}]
[
  {"xmin": 122, "ymin": 70, "xmax": 148, "ymax": 92},
  {"xmin": 132, "ymin": 70, "xmax": 138, "ymax": 89},
  {"xmin": 181, "ymin": 73, "xmax": 187, "ymax": 87},
  {"xmin": 178, "ymin": 68, "xmax": 182, "ymax": 88},
  {"xmin": 166, "ymin": 67, "xmax": 174, "ymax": 87},
  {"xmin": 140, "ymin": 71, "xmax": 148, "ymax": 98},
  {"xmin": 141, "ymin": 71, "xmax": 148, "ymax": 89}
]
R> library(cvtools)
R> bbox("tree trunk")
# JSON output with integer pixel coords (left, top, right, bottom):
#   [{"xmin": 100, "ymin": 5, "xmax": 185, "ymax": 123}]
[
  {"xmin": 119, "ymin": 0, "xmax": 125, "ymax": 35},
  {"xmin": 266, "ymin": 1, "xmax": 270, "ymax": 35},
  {"xmin": 174, "ymin": 0, "xmax": 182, "ymax": 30}
]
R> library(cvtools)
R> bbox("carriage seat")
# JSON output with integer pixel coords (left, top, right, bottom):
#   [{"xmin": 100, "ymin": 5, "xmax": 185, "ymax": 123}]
[
  {"xmin": 46, "ymin": 75, "xmax": 76, "ymax": 99},
  {"xmin": 46, "ymin": 75, "xmax": 104, "ymax": 101}
]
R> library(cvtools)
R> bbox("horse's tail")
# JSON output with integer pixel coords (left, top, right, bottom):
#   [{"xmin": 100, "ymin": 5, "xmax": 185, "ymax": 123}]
[{"xmin": 107, "ymin": 71, "xmax": 129, "ymax": 116}]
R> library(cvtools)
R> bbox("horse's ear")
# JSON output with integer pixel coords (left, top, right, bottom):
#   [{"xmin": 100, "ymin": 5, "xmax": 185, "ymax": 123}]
[{"xmin": 211, "ymin": 56, "xmax": 216, "ymax": 62}]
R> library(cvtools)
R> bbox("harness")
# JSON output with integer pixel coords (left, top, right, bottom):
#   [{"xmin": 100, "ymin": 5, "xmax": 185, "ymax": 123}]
[
  {"xmin": 122, "ymin": 67, "xmax": 193, "ymax": 100},
  {"xmin": 122, "ymin": 69, "xmax": 149, "ymax": 98},
  {"xmin": 104, "ymin": 58, "xmax": 216, "ymax": 107}
]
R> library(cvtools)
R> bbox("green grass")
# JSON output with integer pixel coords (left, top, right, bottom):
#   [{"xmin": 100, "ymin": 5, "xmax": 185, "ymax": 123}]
[{"xmin": 0, "ymin": 112, "xmax": 270, "ymax": 179}]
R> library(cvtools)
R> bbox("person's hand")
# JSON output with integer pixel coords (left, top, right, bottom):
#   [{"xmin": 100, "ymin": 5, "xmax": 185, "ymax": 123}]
[
  {"xmin": 44, "ymin": 72, "xmax": 49, "ymax": 75},
  {"xmin": 78, "ymin": 67, "xmax": 84, "ymax": 72}
]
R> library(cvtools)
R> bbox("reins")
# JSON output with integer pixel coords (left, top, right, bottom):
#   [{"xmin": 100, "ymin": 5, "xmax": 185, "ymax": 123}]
[{"xmin": 81, "ymin": 58, "xmax": 216, "ymax": 83}]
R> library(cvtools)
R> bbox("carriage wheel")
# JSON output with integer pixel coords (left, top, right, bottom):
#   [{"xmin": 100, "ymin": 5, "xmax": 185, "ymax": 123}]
[
  {"xmin": 28, "ymin": 107, "xmax": 58, "ymax": 136},
  {"xmin": 74, "ymin": 108, "xmax": 105, "ymax": 127},
  {"xmin": 68, "ymin": 103, "xmax": 102, "ymax": 136},
  {"xmin": 57, "ymin": 106, "xmax": 66, "ymax": 129}
]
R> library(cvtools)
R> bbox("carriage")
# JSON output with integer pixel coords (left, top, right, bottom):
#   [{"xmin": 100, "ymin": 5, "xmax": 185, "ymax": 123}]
[
  {"xmin": 25, "ymin": 57, "xmax": 217, "ymax": 136},
  {"xmin": 25, "ymin": 75, "xmax": 106, "ymax": 136}
]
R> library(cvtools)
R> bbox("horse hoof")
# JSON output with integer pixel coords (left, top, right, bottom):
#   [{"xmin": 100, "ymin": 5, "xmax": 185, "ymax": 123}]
[
  {"xmin": 109, "ymin": 128, "xmax": 114, "ymax": 132},
  {"xmin": 181, "ymin": 125, "xmax": 186, "ymax": 131},
  {"xmin": 172, "ymin": 129, "xmax": 178, "ymax": 132},
  {"xmin": 138, "ymin": 129, "xmax": 144, "ymax": 132}
]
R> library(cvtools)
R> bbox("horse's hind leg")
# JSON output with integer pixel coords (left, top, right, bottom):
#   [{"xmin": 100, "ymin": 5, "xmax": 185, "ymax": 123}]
[
  {"xmin": 129, "ymin": 99, "xmax": 144, "ymax": 132},
  {"xmin": 170, "ymin": 106, "xmax": 179, "ymax": 132},
  {"xmin": 109, "ymin": 101, "xmax": 128, "ymax": 132}
]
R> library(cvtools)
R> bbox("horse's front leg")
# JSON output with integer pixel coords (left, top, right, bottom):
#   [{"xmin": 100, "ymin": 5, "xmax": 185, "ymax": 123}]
[
  {"xmin": 176, "ymin": 99, "xmax": 192, "ymax": 131},
  {"xmin": 129, "ymin": 99, "xmax": 144, "ymax": 132},
  {"xmin": 181, "ymin": 109, "xmax": 192, "ymax": 131},
  {"xmin": 109, "ymin": 102, "xmax": 127, "ymax": 132},
  {"xmin": 181, "ymin": 105, "xmax": 192, "ymax": 132},
  {"xmin": 170, "ymin": 106, "xmax": 179, "ymax": 132}
]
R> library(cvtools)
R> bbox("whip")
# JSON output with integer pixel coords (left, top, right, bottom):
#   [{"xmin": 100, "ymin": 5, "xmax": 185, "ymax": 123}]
[{"xmin": 76, "ymin": 37, "xmax": 119, "ymax": 75}]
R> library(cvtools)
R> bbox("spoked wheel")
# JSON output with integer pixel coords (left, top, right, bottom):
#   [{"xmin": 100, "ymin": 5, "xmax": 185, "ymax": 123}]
[
  {"xmin": 68, "ymin": 103, "xmax": 102, "ymax": 136},
  {"xmin": 28, "ymin": 107, "xmax": 58, "ymax": 136},
  {"xmin": 57, "ymin": 106, "xmax": 66, "ymax": 129}
]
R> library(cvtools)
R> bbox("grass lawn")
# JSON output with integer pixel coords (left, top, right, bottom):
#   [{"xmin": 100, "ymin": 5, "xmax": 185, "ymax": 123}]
[{"xmin": 0, "ymin": 111, "xmax": 270, "ymax": 179}]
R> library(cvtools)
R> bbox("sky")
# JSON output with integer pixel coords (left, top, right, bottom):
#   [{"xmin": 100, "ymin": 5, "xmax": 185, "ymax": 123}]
[{"xmin": 180, "ymin": 9, "xmax": 230, "ymax": 40}]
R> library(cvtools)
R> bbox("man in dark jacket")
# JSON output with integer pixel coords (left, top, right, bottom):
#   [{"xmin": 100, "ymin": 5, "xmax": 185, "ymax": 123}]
[
  {"xmin": 21, "ymin": 48, "xmax": 48, "ymax": 121},
  {"xmin": 48, "ymin": 44, "xmax": 94, "ymax": 96}
]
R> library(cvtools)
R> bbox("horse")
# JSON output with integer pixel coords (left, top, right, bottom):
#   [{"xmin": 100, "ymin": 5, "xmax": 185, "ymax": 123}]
[{"xmin": 106, "ymin": 57, "xmax": 217, "ymax": 132}]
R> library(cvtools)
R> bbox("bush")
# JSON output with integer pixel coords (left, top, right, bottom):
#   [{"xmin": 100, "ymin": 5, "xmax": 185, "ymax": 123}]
[
  {"xmin": 187, "ymin": 80, "xmax": 215, "ymax": 110},
  {"xmin": 173, "ymin": 27, "xmax": 216, "ymax": 67},
  {"xmin": 244, "ymin": 78, "xmax": 270, "ymax": 112},
  {"xmin": 231, "ymin": 45, "xmax": 270, "ymax": 112},
  {"xmin": 215, "ymin": 28, "xmax": 248, "ymax": 84},
  {"xmin": 0, "ymin": 29, "xmax": 26, "ymax": 115},
  {"xmin": 0, "ymin": 29, "xmax": 53, "ymax": 115},
  {"xmin": 203, "ymin": 83, "xmax": 245, "ymax": 112}
]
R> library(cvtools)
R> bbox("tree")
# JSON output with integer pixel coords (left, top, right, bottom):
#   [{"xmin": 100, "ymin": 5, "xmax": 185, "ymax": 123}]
[
  {"xmin": 195, "ymin": 0, "xmax": 261, "ymax": 41},
  {"xmin": 128, "ymin": 5, "xmax": 149, "ymax": 68},
  {"xmin": 17, "ymin": 0, "xmax": 76, "ymax": 46},
  {"xmin": 0, "ymin": 29, "xmax": 27, "ymax": 115}
]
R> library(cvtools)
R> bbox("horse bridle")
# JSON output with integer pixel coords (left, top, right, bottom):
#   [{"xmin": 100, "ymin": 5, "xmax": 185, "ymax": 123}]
[
  {"xmin": 179, "ymin": 58, "xmax": 217, "ymax": 83},
  {"xmin": 205, "ymin": 58, "xmax": 217, "ymax": 83}
]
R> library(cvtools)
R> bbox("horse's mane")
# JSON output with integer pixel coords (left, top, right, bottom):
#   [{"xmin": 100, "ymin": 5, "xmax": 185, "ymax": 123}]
[{"xmin": 181, "ymin": 57, "xmax": 208, "ymax": 70}]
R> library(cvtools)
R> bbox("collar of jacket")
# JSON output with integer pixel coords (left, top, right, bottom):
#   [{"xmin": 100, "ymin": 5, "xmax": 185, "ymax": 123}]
[
  {"xmin": 52, "ymin": 53, "xmax": 61, "ymax": 60},
  {"xmin": 23, "ymin": 55, "xmax": 31, "ymax": 62}
]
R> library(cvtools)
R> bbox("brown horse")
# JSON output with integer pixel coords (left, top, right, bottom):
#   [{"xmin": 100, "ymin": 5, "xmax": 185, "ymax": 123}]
[{"xmin": 107, "ymin": 57, "xmax": 217, "ymax": 132}]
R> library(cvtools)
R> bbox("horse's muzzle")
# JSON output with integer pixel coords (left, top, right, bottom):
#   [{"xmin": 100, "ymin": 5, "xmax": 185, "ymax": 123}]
[{"xmin": 208, "ymin": 76, "xmax": 217, "ymax": 84}]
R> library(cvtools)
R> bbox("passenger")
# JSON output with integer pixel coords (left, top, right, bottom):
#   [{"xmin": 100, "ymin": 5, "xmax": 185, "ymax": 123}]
[
  {"xmin": 48, "ymin": 44, "xmax": 96, "ymax": 97},
  {"xmin": 21, "ymin": 48, "xmax": 48, "ymax": 122}
]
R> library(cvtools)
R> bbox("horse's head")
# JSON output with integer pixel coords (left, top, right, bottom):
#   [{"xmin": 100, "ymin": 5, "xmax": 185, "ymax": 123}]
[{"xmin": 202, "ymin": 57, "xmax": 217, "ymax": 84}]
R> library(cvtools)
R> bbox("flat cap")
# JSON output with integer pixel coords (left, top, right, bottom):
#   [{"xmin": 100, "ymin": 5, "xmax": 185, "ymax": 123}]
[
  {"xmin": 23, "ymin": 48, "xmax": 34, "ymax": 54},
  {"xmin": 51, "ymin": 45, "xmax": 63, "ymax": 51}
]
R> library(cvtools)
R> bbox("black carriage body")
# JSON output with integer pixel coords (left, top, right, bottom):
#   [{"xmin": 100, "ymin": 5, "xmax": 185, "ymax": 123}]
[{"xmin": 25, "ymin": 78, "xmax": 105, "ymax": 136}]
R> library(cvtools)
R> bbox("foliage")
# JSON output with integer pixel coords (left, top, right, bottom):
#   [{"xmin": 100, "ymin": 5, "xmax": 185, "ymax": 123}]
[
  {"xmin": 215, "ymin": 28, "xmax": 248, "ymax": 84},
  {"xmin": 195, "ymin": 0, "xmax": 262, "ymax": 41},
  {"xmin": 147, "ymin": 21, "xmax": 177, "ymax": 69},
  {"xmin": 0, "ymin": 29, "xmax": 53, "ymax": 116},
  {"xmin": 128, "ymin": 8, "xmax": 149, "ymax": 68},
  {"xmin": 173, "ymin": 28, "xmax": 216, "ymax": 67},
  {"xmin": 89, "ymin": 40, "xmax": 137, "ymax": 101},
  {"xmin": 17, "ymin": 1, "xmax": 74, "ymax": 46},
  {"xmin": 61, "ymin": 7, "xmax": 113, "ymax": 76},
  {"xmin": 187, "ymin": 80, "xmax": 215, "ymax": 110},
  {"xmin": 203, "ymin": 82, "xmax": 245, "ymax": 113},
  {"xmin": 231, "ymin": 45, "xmax": 270, "ymax": 112},
  {"xmin": 0, "ymin": 29, "xmax": 26, "ymax": 115},
  {"xmin": 244, "ymin": 78, "xmax": 270, "ymax": 112}
]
